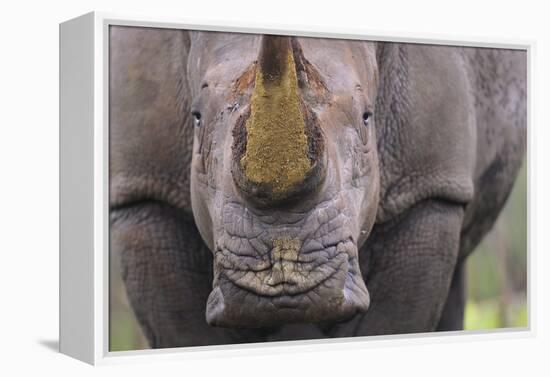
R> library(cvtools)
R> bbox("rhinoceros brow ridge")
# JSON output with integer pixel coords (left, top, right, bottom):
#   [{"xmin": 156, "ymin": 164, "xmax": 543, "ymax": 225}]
[{"xmin": 240, "ymin": 47, "xmax": 311, "ymax": 195}]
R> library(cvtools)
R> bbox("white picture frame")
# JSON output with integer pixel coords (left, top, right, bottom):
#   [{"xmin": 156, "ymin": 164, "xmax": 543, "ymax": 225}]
[{"xmin": 59, "ymin": 11, "xmax": 533, "ymax": 365}]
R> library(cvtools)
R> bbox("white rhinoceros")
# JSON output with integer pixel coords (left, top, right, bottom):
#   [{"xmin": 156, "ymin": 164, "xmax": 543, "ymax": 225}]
[{"xmin": 109, "ymin": 27, "xmax": 526, "ymax": 347}]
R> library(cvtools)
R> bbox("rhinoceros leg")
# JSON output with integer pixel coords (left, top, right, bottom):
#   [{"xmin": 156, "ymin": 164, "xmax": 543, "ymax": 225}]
[
  {"xmin": 112, "ymin": 204, "xmax": 267, "ymax": 348},
  {"xmin": 326, "ymin": 199, "xmax": 464, "ymax": 336},
  {"xmin": 435, "ymin": 262, "xmax": 465, "ymax": 331}
]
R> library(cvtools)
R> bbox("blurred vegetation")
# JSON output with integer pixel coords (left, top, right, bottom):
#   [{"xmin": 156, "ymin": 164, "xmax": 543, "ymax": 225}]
[
  {"xmin": 109, "ymin": 163, "xmax": 528, "ymax": 350},
  {"xmin": 465, "ymin": 162, "xmax": 527, "ymax": 330},
  {"xmin": 109, "ymin": 249, "xmax": 148, "ymax": 351}
]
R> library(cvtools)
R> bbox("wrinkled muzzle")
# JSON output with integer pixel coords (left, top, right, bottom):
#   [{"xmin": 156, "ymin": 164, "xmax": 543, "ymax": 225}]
[{"xmin": 206, "ymin": 231, "xmax": 370, "ymax": 328}]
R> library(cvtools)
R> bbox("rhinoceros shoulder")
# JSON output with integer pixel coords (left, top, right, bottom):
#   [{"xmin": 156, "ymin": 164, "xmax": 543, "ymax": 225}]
[
  {"xmin": 110, "ymin": 27, "xmax": 194, "ymax": 216},
  {"xmin": 374, "ymin": 43, "xmax": 526, "ymax": 258},
  {"xmin": 375, "ymin": 43, "xmax": 477, "ymax": 223},
  {"xmin": 459, "ymin": 47, "xmax": 527, "ymax": 258}
]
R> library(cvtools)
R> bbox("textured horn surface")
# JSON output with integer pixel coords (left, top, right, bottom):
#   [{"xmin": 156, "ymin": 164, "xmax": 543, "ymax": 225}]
[{"xmin": 240, "ymin": 35, "xmax": 311, "ymax": 195}]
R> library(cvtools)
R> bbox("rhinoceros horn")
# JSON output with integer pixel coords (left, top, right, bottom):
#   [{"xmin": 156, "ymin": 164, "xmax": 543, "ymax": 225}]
[{"xmin": 232, "ymin": 35, "xmax": 327, "ymax": 206}]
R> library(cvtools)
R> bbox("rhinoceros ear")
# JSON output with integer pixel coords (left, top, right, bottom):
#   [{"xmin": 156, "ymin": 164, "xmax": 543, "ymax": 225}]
[{"xmin": 109, "ymin": 27, "xmax": 194, "ymax": 216}]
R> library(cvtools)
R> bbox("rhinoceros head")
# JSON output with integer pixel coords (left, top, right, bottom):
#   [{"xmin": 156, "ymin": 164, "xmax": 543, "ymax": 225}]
[{"xmin": 188, "ymin": 32, "xmax": 380, "ymax": 327}]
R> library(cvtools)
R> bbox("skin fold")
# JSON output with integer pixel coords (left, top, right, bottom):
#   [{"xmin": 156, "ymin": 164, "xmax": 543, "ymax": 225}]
[{"xmin": 109, "ymin": 26, "xmax": 526, "ymax": 347}]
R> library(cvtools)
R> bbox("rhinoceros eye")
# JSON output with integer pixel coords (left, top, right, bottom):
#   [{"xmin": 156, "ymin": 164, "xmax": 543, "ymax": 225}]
[
  {"xmin": 192, "ymin": 111, "xmax": 202, "ymax": 128},
  {"xmin": 362, "ymin": 111, "xmax": 372, "ymax": 127}
]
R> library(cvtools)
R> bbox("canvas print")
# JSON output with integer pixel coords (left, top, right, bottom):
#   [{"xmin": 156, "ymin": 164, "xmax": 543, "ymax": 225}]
[{"xmin": 108, "ymin": 26, "xmax": 527, "ymax": 350}]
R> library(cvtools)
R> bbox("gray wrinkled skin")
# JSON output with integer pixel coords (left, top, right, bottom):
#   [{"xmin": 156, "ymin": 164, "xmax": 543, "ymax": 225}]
[
  {"xmin": 188, "ymin": 33, "xmax": 379, "ymax": 327},
  {"xmin": 110, "ymin": 26, "xmax": 526, "ymax": 347}
]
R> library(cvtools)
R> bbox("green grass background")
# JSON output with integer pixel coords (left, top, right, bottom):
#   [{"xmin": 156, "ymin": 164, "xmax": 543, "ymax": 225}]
[{"xmin": 464, "ymin": 162, "xmax": 527, "ymax": 330}]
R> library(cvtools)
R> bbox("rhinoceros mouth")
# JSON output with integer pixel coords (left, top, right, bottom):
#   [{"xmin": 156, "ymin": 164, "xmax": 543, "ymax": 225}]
[
  {"xmin": 215, "ymin": 238, "xmax": 352, "ymax": 296},
  {"xmin": 206, "ymin": 235, "xmax": 370, "ymax": 327}
]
